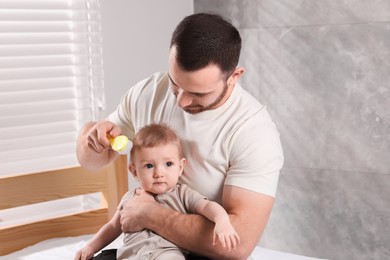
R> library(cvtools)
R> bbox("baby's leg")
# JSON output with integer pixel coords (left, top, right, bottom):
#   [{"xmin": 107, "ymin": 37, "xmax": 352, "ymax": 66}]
[{"xmin": 155, "ymin": 251, "xmax": 186, "ymax": 260}]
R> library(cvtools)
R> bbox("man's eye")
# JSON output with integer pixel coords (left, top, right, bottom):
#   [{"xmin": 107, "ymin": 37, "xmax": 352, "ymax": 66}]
[
  {"xmin": 166, "ymin": 162, "xmax": 173, "ymax": 167},
  {"xmin": 145, "ymin": 163, "xmax": 153, "ymax": 169}
]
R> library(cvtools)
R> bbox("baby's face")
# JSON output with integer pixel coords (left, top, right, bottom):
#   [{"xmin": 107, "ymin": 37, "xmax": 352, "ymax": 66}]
[{"xmin": 131, "ymin": 143, "xmax": 185, "ymax": 194}]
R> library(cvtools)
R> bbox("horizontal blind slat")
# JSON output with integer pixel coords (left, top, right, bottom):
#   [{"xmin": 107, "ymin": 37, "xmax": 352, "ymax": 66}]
[
  {"xmin": 0, "ymin": 21, "xmax": 100, "ymax": 33},
  {"xmin": 0, "ymin": 77, "xmax": 78, "ymax": 91},
  {"xmin": 0, "ymin": 0, "xmax": 70, "ymax": 9},
  {"xmin": 0, "ymin": 66, "xmax": 102, "ymax": 80},
  {"xmin": 0, "ymin": 0, "xmax": 100, "ymax": 9},
  {"xmin": 0, "ymin": 87, "xmax": 75, "ymax": 104},
  {"xmin": 0, "ymin": 110, "xmax": 78, "ymax": 126},
  {"xmin": 0, "ymin": 66, "xmax": 75, "ymax": 80},
  {"xmin": 0, "ymin": 55, "xmax": 102, "ymax": 69},
  {"xmin": 0, "ymin": 121, "xmax": 77, "ymax": 138},
  {"xmin": 0, "ymin": 10, "xmax": 101, "ymax": 21},
  {"xmin": 0, "ymin": 32, "xmax": 102, "ymax": 45},
  {"xmin": 0, "ymin": 22, "xmax": 101, "ymax": 33},
  {"xmin": 0, "ymin": 44, "xmax": 102, "ymax": 57},
  {"xmin": 1, "ymin": 132, "xmax": 76, "ymax": 151}
]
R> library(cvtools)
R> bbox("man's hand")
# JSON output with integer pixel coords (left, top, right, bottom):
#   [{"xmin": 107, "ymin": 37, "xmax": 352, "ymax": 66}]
[
  {"xmin": 84, "ymin": 120, "xmax": 122, "ymax": 154},
  {"xmin": 119, "ymin": 188, "xmax": 157, "ymax": 232},
  {"xmin": 76, "ymin": 120, "xmax": 122, "ymax": 170}
]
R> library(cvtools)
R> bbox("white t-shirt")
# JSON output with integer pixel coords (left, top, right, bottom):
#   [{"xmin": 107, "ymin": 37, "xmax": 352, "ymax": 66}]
[{"xmin": 109, "ymin": 72, "xmax": 284, "ymax": 203}]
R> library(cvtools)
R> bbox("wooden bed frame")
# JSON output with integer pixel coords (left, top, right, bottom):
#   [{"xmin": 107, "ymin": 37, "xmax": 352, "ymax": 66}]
[{"xmin": 0, "ymin": 155, "xmax": 128, "ymax": 256}]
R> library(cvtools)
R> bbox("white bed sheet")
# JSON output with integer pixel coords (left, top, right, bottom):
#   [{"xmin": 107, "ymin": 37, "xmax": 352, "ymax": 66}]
[{"xmin": 1, "ymin": 234, "xmax": 324, "ymax": 260}]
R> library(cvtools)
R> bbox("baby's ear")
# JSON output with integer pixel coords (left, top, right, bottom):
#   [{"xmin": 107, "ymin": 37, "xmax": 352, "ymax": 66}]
[
  {"xmin": 129, "ymin": 164, "xmax": 137, "ymax": 178},
  {"xmin": 179, "ymin": 158, "xmax": 186, "ymax": 174}
]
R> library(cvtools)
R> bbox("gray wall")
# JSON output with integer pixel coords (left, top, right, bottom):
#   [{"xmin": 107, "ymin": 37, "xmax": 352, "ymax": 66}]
[
  {"xmin": 100, "ymin": 0, "xmax": 193, "ymax": 116},
  {"xmin": 195, "ymin": 1, "xmax": 390, "ymax": 259}
]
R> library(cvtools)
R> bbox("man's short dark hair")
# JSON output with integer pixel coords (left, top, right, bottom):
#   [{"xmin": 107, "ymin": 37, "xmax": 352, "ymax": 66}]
[{"xmin": 170, "ymin": 13, "xmax": 241, "ymax": 78}]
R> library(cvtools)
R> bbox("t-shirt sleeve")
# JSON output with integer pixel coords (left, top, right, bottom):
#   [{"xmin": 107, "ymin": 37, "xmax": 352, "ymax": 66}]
[
  {"xmin": 178, "ymin": 184, "xmax": 208, "ymax": 213},
  {"xmin": 225, "ymin": 109, "xmax": 284, "ymax": 197},
  {"xmin": 107, "ymin": 86, "xmax": 136, "ymax": 140},
  {"xmin": 117, "ymin": 190, "xmax": 135, "ymax": 210}
]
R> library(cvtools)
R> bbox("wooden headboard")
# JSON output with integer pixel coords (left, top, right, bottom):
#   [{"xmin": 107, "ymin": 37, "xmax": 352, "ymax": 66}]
[{"xmin": 0, "ymin": 155, "xmax": 128, "ymax": 256}]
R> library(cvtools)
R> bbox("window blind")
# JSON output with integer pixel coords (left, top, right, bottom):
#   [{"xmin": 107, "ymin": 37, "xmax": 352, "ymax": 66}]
[{"xmin": 0, "ymin": 0, "xmax": 105, "ymax": 176}]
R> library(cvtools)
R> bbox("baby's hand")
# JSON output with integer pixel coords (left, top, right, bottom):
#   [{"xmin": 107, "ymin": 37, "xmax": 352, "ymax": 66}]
[
  {"xmin": 134, "ymin": 187, "xmax": 147, "ymax": 196},
  {"xmin": 74, "ymin": 245, "xmax": 95, "ymax": 260},
  {"xmin": 213, "ymin": 220, "xmax": 240, "ymax": 251}
]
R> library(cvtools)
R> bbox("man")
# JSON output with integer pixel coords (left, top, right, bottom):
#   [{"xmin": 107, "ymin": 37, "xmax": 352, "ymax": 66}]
[{"xmin": 77, "ymin": 13, "xmax": 283, "ymax": 260}]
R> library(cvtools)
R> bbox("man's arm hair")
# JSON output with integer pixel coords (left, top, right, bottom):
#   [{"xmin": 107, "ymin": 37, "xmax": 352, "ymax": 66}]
[{"xmin": 137, "ymin": 186, "xmax": 274, "ymax": 260}]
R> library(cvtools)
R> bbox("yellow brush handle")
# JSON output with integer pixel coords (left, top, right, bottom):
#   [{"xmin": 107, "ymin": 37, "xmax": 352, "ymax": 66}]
[{"xmin": 108, "ymin": 135, "xmax": 129, "ymax": 152}]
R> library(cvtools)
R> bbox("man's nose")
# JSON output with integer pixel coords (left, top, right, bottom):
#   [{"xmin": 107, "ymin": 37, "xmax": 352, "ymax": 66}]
[{"xmin": 176, "ymin": 89, "xmax": 192, "ymax": 108}]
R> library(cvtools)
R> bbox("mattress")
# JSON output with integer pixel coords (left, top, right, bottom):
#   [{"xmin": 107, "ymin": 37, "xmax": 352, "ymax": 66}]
[{"xmin": 1, "ymin": 233, "xmax": 324, "ymax": 260}]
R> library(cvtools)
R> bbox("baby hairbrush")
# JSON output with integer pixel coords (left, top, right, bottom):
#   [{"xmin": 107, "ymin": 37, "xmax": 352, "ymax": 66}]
[{"xmin": 108, "ymin": 135, "xmax": 133, "ymax": 154}]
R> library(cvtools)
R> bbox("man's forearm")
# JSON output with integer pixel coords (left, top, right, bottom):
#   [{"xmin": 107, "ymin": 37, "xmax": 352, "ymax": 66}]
[
  {"xmin": 141, "ymin": 186, "xmax": 275, "ymax": 259},
  {"xmin": 144, "ymin": 204, "xmax": 251, "ymax": 260},
  {"xmin": 120, "ymin": 185, "xmax": 273, "ymax": 259}
]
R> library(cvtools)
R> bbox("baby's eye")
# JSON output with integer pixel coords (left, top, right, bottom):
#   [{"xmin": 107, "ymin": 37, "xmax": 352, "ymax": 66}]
[
  {"xmin": 144, "ymin": 163, "xmax": 153, "ymax": 169},
  {"xmin": 166, "ymin": 161, "xmax": 173, "ymax": 167}
]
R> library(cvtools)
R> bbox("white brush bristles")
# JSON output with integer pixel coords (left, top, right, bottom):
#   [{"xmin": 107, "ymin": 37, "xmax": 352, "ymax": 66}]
[{"xmin": 117, "ymin": 139, "xmax": 133, "ymax": 155}]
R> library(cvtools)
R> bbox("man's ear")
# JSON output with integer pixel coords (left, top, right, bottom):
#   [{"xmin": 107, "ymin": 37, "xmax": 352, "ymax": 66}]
[
  {"xmin": 129, "ymin": 164, "xmax": 138, "ymax": 180},
  {"xmin": 228, "ymin": 67, "xmax": 244, "ymax": 86},
  {"xmin": 178, "ymin": 158, "xmax": 186, "ymax": 177}
]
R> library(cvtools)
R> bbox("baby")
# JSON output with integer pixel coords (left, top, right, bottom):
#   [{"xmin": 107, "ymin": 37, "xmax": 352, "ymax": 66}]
[{"xmin": 75, "ymin": 123, "xmax": 240, "ymax": 260}]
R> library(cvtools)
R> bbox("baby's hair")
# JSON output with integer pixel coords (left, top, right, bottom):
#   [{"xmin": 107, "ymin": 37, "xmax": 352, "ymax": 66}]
[{"xmin": 130, "ymin": 123, "xmax": 183, "ymax": 160}]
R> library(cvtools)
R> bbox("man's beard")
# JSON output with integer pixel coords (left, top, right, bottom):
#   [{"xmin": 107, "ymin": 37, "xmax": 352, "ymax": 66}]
[{"xmin": 183, "ymin": 83, "xmax": 229, "ymax": 114}]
